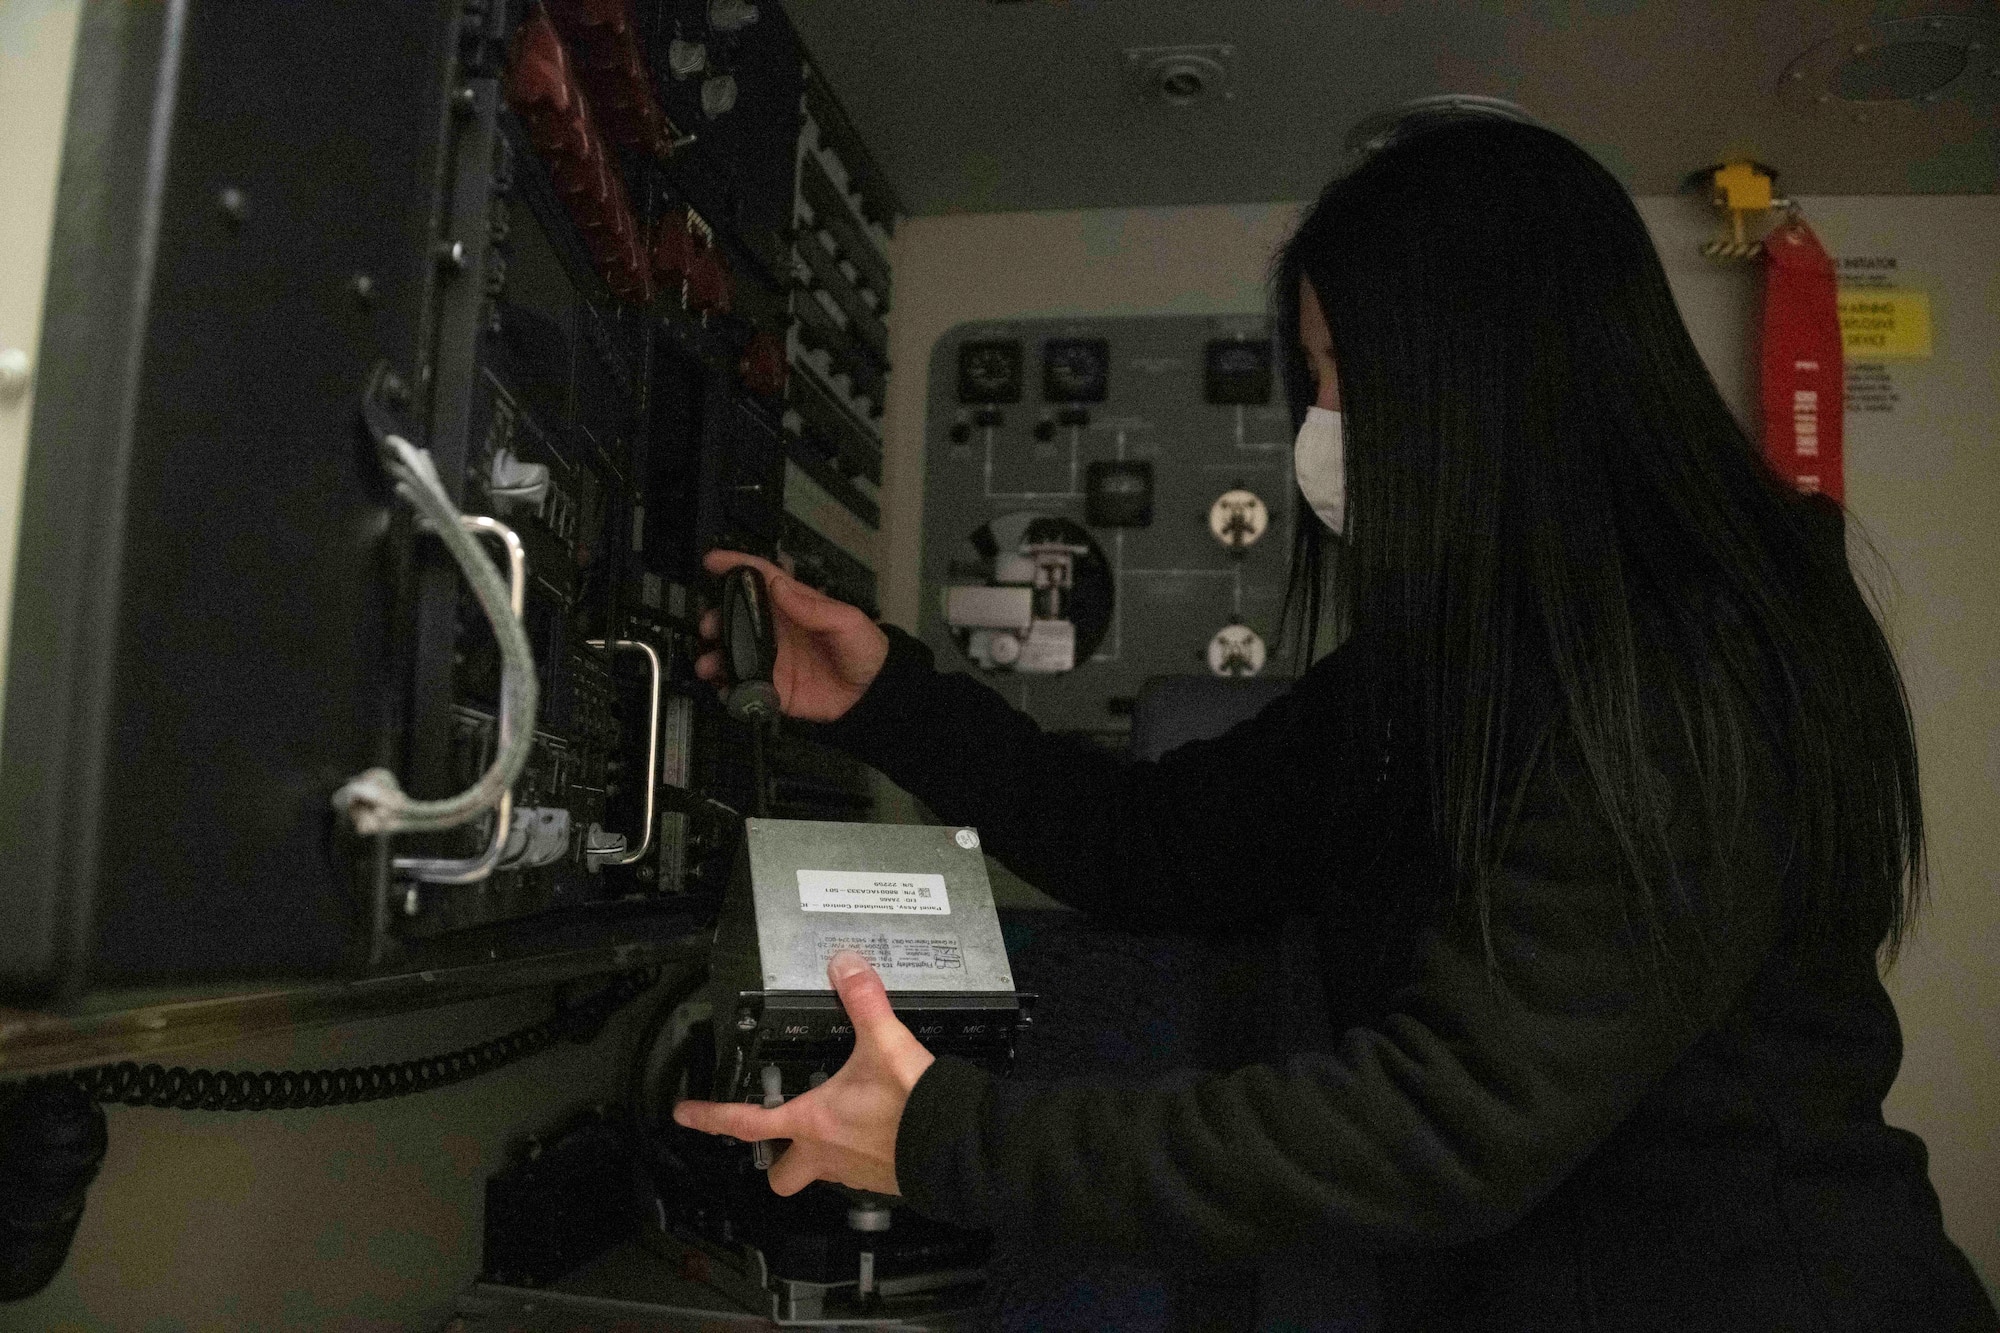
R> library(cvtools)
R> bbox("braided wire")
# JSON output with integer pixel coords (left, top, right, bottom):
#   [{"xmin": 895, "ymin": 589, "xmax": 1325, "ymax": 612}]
[{"xmin": 7, "ymin": 967, "xmax": 658, "ymax": 1113}]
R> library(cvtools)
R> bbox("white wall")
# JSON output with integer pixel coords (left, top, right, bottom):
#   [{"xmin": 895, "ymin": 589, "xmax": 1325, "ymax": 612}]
[
  {"xmin": 0, "ymin": 0, "xmax": 84, "ymax": 738},
  {"xmin": 883, "ymin": 194, "xmax": 2000, "ymax": 1295}
]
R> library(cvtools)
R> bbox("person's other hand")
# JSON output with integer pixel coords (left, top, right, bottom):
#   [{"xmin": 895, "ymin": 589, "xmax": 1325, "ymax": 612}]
[
  {"xmin": 695, "ymin": 550, "xmax": 889, "ymax": 723},
  {"xmin": 672, "ymin": 950, "xmax": 935, "ymax": 1196}
]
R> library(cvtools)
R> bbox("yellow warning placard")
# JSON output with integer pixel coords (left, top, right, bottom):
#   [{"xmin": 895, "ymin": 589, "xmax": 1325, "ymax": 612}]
[{"xmin": 1838, "ymin": 289, "xmax": 1933, "ymax": 360}]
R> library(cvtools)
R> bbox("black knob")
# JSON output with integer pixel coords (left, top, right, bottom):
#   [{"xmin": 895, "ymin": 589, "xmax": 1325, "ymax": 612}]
[{"xmin": 720, "ymin": 566, "xmax": 779, "ymax": 721}]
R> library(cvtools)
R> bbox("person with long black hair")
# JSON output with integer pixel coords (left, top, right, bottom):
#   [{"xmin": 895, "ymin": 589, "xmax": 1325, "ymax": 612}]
[{"xmin": 675, "ymin": 120, "xmax": 1998, "ymax": 1330}]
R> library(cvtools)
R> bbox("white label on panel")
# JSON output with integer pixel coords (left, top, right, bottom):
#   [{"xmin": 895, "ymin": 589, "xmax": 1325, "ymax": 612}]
[
  {"xmin": 797, "ymin": 869, "xmax": 951, "ymax": 915},
  {"xmin": 815, "ymin": 932, "xmax": 965, "ymax": 972}
]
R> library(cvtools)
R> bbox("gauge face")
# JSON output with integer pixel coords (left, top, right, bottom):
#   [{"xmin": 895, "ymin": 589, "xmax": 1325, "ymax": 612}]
[
  {"xmin": 1042, "ymin": 338, "xmax": 1110, "ymax": 404},
  {"xmin": 1208, "ymin": 624, "xmax": 1267, "ymax": 677},
  {"xmin": 1204, "ymin": 338, "xmax": 1273, "ymax": 405},
  {"xmin": 1208, "ymin": 489, "xmax": 1269, "ymax": 549},
  {"xmin": 957, "ymin": 339, "xmax": 1024, "ymax": 404}
]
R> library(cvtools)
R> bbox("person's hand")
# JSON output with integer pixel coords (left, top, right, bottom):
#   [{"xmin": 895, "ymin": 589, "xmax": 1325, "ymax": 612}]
[
  {"xmin": 696, "ymin": 550, "xmax": 889, "ymax": 723},
  {"xmin": 673, "ymin": 951, "xmax": 936, "ymax": 1196}
]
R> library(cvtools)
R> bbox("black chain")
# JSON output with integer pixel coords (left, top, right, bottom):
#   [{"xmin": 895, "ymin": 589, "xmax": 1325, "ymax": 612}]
[{"xmin": 7, "ymin": 967, "xmax": 659, "ymax": 1114}]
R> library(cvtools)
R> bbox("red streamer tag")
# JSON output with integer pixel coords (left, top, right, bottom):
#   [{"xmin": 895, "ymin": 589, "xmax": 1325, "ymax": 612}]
[{"xmin": 1760, "ymin": 219, "xmax": 1845, "ymax": 503}]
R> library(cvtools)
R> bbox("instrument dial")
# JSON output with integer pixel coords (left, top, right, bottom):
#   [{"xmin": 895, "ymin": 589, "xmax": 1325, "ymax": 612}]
[
  {"xmin": 1208, "ymin": 624, "xmax": 1267, "ymax": 677},
  {"xmin": 957, "ymin": 339, "xmax": 1024, "ymax": 404},
  {"xmin": 1042, "ymin": 338, "xmax": 1110, "ymax": 404},
  {"xmin": 1208, "ymin": 489, "xmax": 1269, "ymax": 549}
]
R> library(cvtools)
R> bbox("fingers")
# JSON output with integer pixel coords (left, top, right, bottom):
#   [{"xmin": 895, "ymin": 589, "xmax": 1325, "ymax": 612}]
[
  {"xmin": 702, "ymin": 548, "xmax": 785, "ymax": 582},
  {"xmin": 827, "ymin": 950, "xmax": 898, "ymax": 1031},
  {"xmin": 828, "ymin": 953, "xmax": 936, "ymax": 1091},
  {"xmin": 678, "ymin": 1096, "xmax": 827, "ymax": 1197},
  {"xmin": 766, "ymin": 1141, "xmax": 822, "ymax": 1197},
  {"xmin": 703, "ymin": 548, "xmax": 859, "ymax": 632},
  {"xmin": 767, "ymin": 571, "xmax": 859, "ymax": 634},
  {"xmin": 704, "ymin": 549, "xmax": 848, "ymax": 627},
  {"xmin": 673, "ymin": 1097, "xmax": 790, "ymax": 1142}
]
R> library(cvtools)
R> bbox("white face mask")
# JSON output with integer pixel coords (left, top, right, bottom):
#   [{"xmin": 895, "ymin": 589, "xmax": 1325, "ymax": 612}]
[{"xmin": 1294, "ymin": 406, "xmax": 1345, "ymax": 535}]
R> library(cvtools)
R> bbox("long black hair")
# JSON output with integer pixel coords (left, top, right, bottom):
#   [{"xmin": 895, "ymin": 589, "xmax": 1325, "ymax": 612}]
[{"xmin": 1274, "ymin": 119, "xmax": 1923, "ymax": 966}]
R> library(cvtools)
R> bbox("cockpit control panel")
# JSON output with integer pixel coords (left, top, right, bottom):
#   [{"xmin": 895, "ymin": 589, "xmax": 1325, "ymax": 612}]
[{"xmin": 923, "ymin": 316, "xmax": 1297, "ymax": 737}]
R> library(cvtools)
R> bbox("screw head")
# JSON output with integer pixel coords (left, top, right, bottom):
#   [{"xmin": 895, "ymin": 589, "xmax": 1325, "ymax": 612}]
[
  {"xmin": 350, "ymin": 272, "xmax": 376, "ymax": 305},
  {"xmin": 0, "ymin": 348, "xmax": 29, "ymax": 402},
  {"xmin": 217, "ymin": 186, "xmax": 247, "ymax": 221},
  {"xmin": 439, "ymin": 240, "xmax": 468, "ymax": 272}
]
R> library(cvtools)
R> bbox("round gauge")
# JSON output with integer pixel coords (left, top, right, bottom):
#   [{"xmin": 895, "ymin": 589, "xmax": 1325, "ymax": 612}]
[
  {"xmin": 966, "ymin": 348, "xmax": 1013, "ymax": 392},
  {"xmin": 1208, "ymin": 624, "xmax": 1267, "ymax": 678},
  {"xmin": 1042, "ymin": 338, "xmax": 1109, "ymax": 403},
  {"xmin": 1208, "ymin": 489, "xmax": 1269, "ymax": 549},
  {"xmin": 957, "ymin": 340, "xmax": 1024, "ymax": 404}
]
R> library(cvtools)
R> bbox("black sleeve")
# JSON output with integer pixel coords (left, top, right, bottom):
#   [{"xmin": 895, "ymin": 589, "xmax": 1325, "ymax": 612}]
[
  {"xmin": 811, "ymin": 626, "xmax": 1386, "ymax": 932},
  {"xmin": 887, "ymin": 734, "xmax": 1787, "ymax": 1266}
]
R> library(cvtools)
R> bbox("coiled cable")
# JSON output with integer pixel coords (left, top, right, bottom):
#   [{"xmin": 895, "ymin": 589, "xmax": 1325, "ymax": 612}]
[{"xmin": 5, "ymin": 967, "xmax": 659, "ymax": 1114}]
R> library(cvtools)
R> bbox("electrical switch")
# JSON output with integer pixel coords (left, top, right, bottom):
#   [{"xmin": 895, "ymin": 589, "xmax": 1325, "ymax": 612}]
[
  {"xmin": 489, "ymin": 446, "xmax": 552, "ymax": 514},
  {"xmin": 709, "ymin": 0, "xmax": 760, "ymax": 33},
  {"xmin": 584, "ymin": 822, "xmax": 629, "ymax": 872},
  {"xmin": 668, "ymin": 38, "xmax": 708, "ymax": 78}
]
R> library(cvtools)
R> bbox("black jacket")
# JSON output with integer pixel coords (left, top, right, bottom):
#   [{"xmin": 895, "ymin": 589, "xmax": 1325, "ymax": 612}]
[{"xmin": 815, "ymin": 627, "xmax": 1997, "ymax": 1332}]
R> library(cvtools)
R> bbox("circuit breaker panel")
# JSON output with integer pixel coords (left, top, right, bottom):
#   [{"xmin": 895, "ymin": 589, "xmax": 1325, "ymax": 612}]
[
  {"xmin": 0, "ymin": 0, "xmax": 895, "ymax": 1001},
  {"xmin": 921, "ymin": 316, "xmax": 1298, "ymax": 739}
]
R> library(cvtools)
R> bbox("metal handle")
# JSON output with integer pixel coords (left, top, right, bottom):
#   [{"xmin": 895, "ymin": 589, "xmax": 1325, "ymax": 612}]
[
  {"xmin": 583, "ymin": 638, "xmax": 661, "ymax": 869},
  {"xmin": 395, "ymin": 516, "xmax": 526, "ymax": 885}
]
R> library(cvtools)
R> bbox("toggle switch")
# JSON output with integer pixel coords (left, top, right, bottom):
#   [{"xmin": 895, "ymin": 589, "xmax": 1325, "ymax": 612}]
[
  {"xmin": 489, "ymin": 447, "xmax": 551, "ymax": 515},
  {"xmin": 584, "ymin": 822, "xmax": 629, "ymax": 872},
  {"xmin": 668, "ymin": 37, "xmax": 708, "ymax": 78}
]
